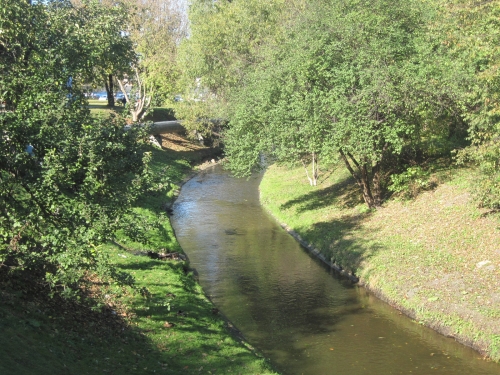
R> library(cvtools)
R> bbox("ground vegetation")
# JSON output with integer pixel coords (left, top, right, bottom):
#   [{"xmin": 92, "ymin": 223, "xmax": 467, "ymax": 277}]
[{"xmin": 0, "ymin": 134, "xmax": 276, "ymax": 374}]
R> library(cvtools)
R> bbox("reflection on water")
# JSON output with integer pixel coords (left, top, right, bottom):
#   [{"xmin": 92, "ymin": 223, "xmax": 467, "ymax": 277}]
[{"xmin": 171, "ymin": 165, "xmax": 500, "ymax": 375}]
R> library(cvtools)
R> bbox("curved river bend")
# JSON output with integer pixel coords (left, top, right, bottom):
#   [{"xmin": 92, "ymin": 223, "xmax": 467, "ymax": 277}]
[{"xmin": 171, "ymin": 166, "xmax": 500, "ymax": 375}]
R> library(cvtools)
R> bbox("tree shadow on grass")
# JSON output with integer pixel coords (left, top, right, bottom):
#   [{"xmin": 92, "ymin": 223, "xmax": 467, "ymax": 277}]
[
  {"xmin": 0, "ymin": 269, "xmax": 186, "ymax": 375},
  {"xmin": 281, "ymin": 174, "xmax": 363, "ymax": 213},
  {"xmin": 295, "ymin": 212, "xmax": 383, "ymax": 276},
  {"xmin": 110, "ymin": 254, "xmax": 277, "ymax": 374}
]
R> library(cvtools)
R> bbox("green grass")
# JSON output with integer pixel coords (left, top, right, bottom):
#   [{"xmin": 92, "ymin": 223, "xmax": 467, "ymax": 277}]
[
  {"xmin": 0, "ymin": 139, "xmax": 276, "ymax": 375},
  {"xmin": 87, "ymin": 101, "xmax": 176, "ymax": 122},
  {"xmin": 87, "ymin": 99, "xmax": 121, "ymax": 117},
  {"xmin": 260, "ymin": 163, "xmax": 500, "ymax": 362},
  {"xmin": 0, "ymin": 252, "xmax": 274, "ymax": 374}
]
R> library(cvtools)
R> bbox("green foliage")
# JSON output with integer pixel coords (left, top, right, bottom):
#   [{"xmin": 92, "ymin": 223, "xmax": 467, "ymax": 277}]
[
  {"xmin": 71, "ymin": 0, "xmax": 136, "ymax": 106},
  {"xmin": 456, "ymin": 138, "xmax": 500, "ymax": 208},
  {"xmin": 0, "ymin": 0, "xmax": 163, "ymax": 296},
  {"xmin": 388, "ymin": 166, "xmax": 432, "ymax": 199},
  {"xmin": 179, "ymin": 0, "xmax": 289, "ymax": 99},
  {"xmin": 173, "ymin": 97, "xmax": 222, "ymax": 140},
  {"xmin": 176, "ymin": 0, "xmax": 305, "ymax": 139},
  {"xmin": 129, "ymin": 0, "xmax": 187, "ymax": 106},
  {"xmin": 224, "ymin": 31, "xmax": 333, "ymax": 183},
  {"xmin": 441, "ymin": 0, "xmax": 500, "ymax": 208},
  {"xmin": 182, "ymin": 0, "xmax": 500, "ymax": 210},
  {"xmin": 223, "ymin": 0, "xmax": 456, "ymax": 207}
]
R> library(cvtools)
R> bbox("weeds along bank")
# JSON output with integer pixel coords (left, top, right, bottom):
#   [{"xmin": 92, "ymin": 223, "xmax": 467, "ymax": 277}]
[
  {"xmin": 0, "ymin": 137, "xmax": 276, "ymax": 375},
  {"xmin": 259, "ymin": 164, "xmax": 500, "ymax": 362}
]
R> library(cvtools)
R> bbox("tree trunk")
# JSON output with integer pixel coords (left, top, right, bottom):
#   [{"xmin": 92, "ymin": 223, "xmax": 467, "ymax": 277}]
[
  {"xmin": 372, "ymin": 142, "xmax": 388, "ymax": 207},
  {"xmin": 301, "ymin": 153, "xmax": 319, "ymax": 186},
  {"xmin": 117, "ymin": 67, "xmax": 151, "ymax": 123},
  {"xmin": 302, "ymin": 159, "xmax": 314, "ymax": 186},
  {"xmin": 104, "ymin": 74, "xmax": 115, "ymax": 107},
  {"xmin": 339, "ymin": 150, "xmax": 377, "ymax": 208},
  {"xmin": 360, "ymin": 163, "xmax": 376, "ymax": 207}
]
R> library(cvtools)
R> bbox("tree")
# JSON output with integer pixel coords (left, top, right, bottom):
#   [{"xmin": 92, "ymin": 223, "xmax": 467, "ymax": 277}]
[
  {"xmin": 444, "ymin": 0, "xmax": 500, "ymax": 208},
  {"xmin": 77, "ymin": 0, "xmax": 187, "ymax": 116},
  {"xmin": 117, "ymin": 65, "xmax": 152, "ymax": 123},
  {"xmin": 129, "ymin": 0, "xmax": 187, "ymax": 106},
  {"xmin": 179, "ymin": 0, "xmax": 286, "ymax": 97},
  {"xmin": 224, "ymin": 0, "xmax": 455, "ymax": 208},
  {"xmin": 225, "ymin": 35, "xmax": 332, "ymax": 186},
  {"xmin": 0, "ymin": 0, "xmax": 159, "ymax": 297},
  {"xmin": 70, "ymin": 0, "xmax": 136, "ymax": 107},
  {"xmin": 112, "ymin": 0, "xmax": 188, "ymax": 121},
  {"xmin": 176, "ymin": 0, "xmax": 297, "ymax": 138}
]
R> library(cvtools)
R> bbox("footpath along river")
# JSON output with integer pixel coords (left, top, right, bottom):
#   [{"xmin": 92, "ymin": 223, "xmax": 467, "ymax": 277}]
[{"xmin": 171, "ymin": 165, "xmax": 500, "ymax": 375}]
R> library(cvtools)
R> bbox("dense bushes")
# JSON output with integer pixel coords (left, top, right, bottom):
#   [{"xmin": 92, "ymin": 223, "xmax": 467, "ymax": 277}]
[{"xmin": 0, "ymin": 0, "xmax": 164, "ymax": 297}]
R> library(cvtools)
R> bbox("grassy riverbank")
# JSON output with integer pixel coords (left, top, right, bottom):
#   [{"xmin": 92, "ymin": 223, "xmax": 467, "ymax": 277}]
[
  {"xmin": 0, "ymin": 135, "xmax": 276, "ymax": 375},
  {"xmin": 259, "ymin": 163, "xmax": 500, "ymax": 362}
]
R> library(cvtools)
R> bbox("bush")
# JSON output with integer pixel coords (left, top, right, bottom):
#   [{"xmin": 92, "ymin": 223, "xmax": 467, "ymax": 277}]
[
  {"xmin": 388, "ymin": 166, "xmax": 433, "ymax": 199},
  {"xmin": 0, "ymin": 0, "xmax": 166, "ymax": 298}
]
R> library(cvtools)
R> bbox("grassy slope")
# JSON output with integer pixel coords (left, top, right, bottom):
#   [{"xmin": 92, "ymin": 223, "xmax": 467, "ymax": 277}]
[
  {"xmin": 0, "ymin": 135, "xmax": 276, "ymax": 375},
  {"xmin": 259, "ymin": 163, "xmax": 500, "ymax": 361}
]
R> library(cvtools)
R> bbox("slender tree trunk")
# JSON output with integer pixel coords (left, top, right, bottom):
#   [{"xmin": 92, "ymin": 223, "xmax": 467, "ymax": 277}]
[
  {"xmin": 302, "ymin": 158, "xmax": 314, "ymax": 186},
  {"xmin": 339, "ymin": 150, "xmax": 376, "ymax": 208},
  {"xmin": 372, "ymin": 142, "xmax": 388, "ymax": 207},
  {"xmin": 117, "ymin": 67, "xmax": 151, "ymax": 123},
  {"xmin": 313, "ymin": 152, "xmax": 319, "ymax": 186},
  {"xmin": 360, "ymin": 163, "xmax": 376, "ymax": 207},
  {"xmin": 104, "ymin": 74, "xmax": 115, "ymax": 107},
  {"xmin": 301, "ymin": 153, "xmax": 319, "ymax": 186}
]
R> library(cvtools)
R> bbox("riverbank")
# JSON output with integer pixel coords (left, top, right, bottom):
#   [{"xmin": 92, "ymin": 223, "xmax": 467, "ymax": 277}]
[
  {"xmin": 0, "ymin": 134, "xmax": 276, "ymax": 375},
  {"xmin": 259, "ymin": 163, "xmax": 500, "ymax": 362}
]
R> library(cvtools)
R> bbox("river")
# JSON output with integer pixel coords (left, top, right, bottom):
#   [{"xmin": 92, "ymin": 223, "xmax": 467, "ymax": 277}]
[{"xmin": 171, "ymin": 165, "xmax": 500, "ymax": 375}]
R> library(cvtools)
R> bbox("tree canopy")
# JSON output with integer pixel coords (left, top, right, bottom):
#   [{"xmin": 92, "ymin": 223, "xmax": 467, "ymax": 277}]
[
  {"xmin": 1, "ymin": 0, "xmax": 161, "ymax": 297},
  {"xmin": 448, "ymin": 0, "xmax": 500, "ymax": 208},
  {"xmin": 181, "ymin": 0, "xmax": 499, "ymax": 209},
  {"xmin": 224, "ymin": 0, "xmax": 459, "ymax": 207}
]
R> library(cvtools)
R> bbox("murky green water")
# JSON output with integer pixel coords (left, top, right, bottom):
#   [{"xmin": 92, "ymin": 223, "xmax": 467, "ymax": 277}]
[{"xmin": 171, "ymin": 165, "xmax": 500, "ymax": 375}]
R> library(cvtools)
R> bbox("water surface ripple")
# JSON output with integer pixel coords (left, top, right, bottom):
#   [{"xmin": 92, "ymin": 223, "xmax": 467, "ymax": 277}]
[{"xmin": 171, "ymin": 166, "xmax": 500, "ymax": 375}]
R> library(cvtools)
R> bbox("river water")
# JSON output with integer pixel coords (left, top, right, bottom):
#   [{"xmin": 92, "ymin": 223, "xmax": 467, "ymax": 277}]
[{"xmin": 171, "ymin": 165, "xmax": 500, "ymax": 375}]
